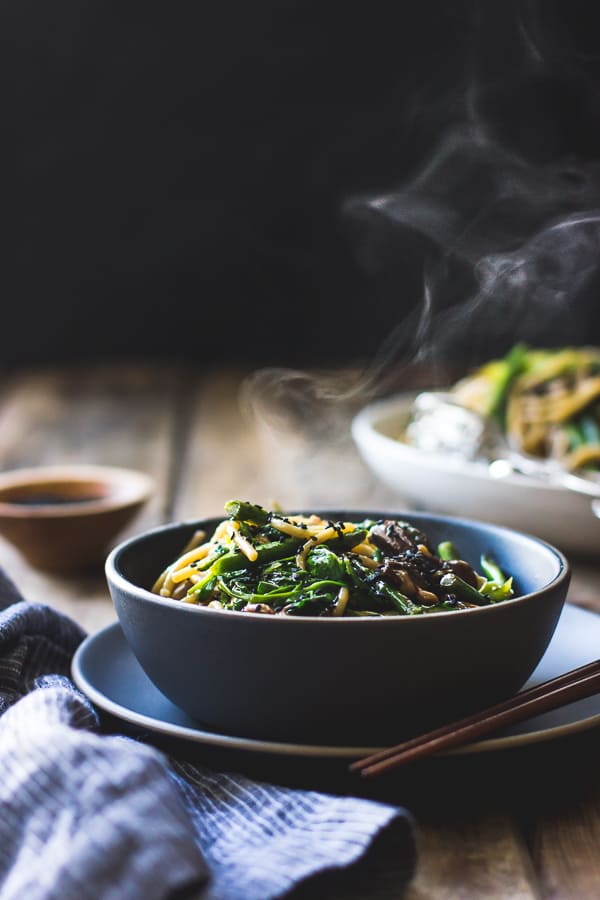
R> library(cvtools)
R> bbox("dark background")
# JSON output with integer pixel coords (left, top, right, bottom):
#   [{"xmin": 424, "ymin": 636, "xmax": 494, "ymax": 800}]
[{"xmin": 3, "ymin": 1, "xmax": 600, "ymax": 369}]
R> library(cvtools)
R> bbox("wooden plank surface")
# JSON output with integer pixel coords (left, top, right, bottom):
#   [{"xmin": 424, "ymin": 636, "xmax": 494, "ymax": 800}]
[
  {"xmin": 405, "ymin": 813, "xmax": 539, "ymax": 900},
  {"xmin": 0, "ymin": 361, "xmax": 598, "ymax": 900},
  {"xmin": 172, "ymin": 367, "xmax": 397, "ymax": 520}
]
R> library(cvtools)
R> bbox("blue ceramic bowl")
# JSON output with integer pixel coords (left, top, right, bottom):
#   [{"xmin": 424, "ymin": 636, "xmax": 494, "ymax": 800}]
[{"xmin": 105, "ymin": 511, "xmax": 570, "ymax": 744}]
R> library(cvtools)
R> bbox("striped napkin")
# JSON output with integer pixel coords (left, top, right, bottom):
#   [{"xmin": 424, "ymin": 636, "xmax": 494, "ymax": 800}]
[{"xmin": 0, "ymin": 569, "xmax": 417, "ymax": 900}]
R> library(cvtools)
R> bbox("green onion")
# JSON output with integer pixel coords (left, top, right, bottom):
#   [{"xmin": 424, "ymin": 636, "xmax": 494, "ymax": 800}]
[
  {"xmin": 437, "ymin": 541, "xmax": 458, "ymax": 561},
  {"xmin": 480, "ymin": 554, "xmax": 507, "ymax": 585}
]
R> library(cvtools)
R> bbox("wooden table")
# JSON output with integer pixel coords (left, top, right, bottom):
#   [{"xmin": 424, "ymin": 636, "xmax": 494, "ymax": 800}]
[{"xmin": 1, "ymin": 361, "xmax": 599, "ymax": 899}]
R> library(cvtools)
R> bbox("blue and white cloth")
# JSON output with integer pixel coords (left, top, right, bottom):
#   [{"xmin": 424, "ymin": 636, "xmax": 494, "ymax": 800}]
[{"xmin": 0, "ymin": 570, "xmax": 417, "ymax": 899}]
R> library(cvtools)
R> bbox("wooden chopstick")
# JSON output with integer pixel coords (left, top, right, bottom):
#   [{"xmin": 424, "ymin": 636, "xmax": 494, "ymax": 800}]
[{"xmin": 350, "ymin": 658, "xmax": 600, "ymax": 777}]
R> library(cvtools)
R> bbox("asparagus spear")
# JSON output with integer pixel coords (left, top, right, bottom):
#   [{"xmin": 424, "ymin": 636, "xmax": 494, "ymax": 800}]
[{"xmin": 224, "ymin": 500, "xmax": 270, "ymax": 526}]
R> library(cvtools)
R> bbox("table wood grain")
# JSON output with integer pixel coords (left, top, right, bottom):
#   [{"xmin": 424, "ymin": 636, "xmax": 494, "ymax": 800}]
[{"xmin": 0, "ymin": 362, "xmax": 598, "ymax": 899}]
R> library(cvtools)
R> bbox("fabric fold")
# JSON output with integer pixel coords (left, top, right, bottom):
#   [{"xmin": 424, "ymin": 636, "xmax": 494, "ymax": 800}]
[{"xmin": 0, "ymin": 571, "xmax": 417, "ymax": 899}]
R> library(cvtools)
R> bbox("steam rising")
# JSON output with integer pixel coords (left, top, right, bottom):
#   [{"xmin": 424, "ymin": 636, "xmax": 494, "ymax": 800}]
[
  {"xmin": 242, "ymin": 4, "xmax": 600, "ymax": 497},
  {"xmin": 348, "ymin": 128, "xmax": 600, "ymax": 372}
]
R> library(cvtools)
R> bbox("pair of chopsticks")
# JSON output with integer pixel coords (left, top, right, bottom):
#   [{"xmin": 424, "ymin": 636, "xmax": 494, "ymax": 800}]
[{"xmin": 350, "ymin": 658, "xmax": 600, "ymax": 778}]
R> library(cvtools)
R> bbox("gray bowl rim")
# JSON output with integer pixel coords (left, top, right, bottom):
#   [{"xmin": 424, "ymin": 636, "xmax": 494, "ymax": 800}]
[{"xmin": 105, "ymin": 509, "xmax": 570, "ymax": 625}]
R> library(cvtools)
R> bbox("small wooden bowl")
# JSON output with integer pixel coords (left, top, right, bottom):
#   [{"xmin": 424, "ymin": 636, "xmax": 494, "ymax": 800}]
[{"xmin": 0, "ymin": 465, "xmax": 154, "ymax": 573}]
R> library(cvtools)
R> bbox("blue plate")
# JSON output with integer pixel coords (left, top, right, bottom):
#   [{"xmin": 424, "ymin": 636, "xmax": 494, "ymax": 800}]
[{"xmin": 72, "ymin": 603, "xmax": 600, "ymax": 758}]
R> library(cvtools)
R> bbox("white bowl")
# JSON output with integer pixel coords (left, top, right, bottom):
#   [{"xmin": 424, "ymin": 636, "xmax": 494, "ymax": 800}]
[{"xmin": 352, "ymin": 392, "xmax": 600, "ymax": 557}]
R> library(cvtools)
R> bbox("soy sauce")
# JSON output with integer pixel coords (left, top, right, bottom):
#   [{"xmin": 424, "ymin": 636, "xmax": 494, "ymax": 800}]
[{"xmin": 8, "ymin": 493, "xmax": 103, "ymax": 506}]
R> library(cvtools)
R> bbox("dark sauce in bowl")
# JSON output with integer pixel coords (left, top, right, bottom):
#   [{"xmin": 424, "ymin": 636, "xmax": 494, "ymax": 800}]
[
  {"xmin": 0, "ymin": 480, "xmax": 110, "ymax": 508},
  {"xmin": 9, "ymin": 493, "xmax": 105, "ymax": 506}
]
